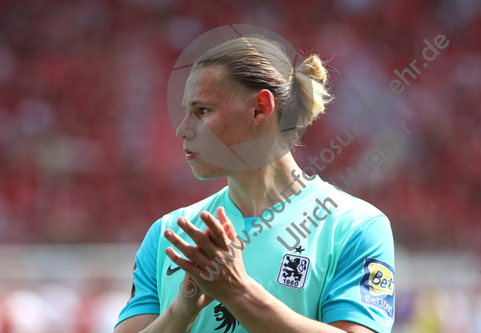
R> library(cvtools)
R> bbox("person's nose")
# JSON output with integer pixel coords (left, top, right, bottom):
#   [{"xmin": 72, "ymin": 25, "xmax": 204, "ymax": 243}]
[{"xmin": 175, "ymin": 113, "xmax": 195, "ymax": 140}]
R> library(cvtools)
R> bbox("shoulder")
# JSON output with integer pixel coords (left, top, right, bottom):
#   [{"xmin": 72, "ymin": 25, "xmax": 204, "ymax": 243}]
[
  {"xmin": 318, "ymin": 178, "xmax": 388, "ymax": 227},
  {"xmin": 305, "ymin": 177, "xmax": 391, "ymax": 253}
]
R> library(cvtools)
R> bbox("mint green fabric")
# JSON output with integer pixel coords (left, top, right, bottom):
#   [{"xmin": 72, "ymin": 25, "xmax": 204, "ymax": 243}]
[{"xmin": 117, "ymin": 175, "xmax": 395, "ymax": 333}]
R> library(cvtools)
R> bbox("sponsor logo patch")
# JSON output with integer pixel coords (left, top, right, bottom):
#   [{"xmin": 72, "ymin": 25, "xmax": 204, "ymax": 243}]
[
  {"xmin": 360, "ymin": 258, "xmax": 395, "ymax": 318},
  {"xmin": 277, "ymin": 254, "xmax": 310, "ymax": 289}
]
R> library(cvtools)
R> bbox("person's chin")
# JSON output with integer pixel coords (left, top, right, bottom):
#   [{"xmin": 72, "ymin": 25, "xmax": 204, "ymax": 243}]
[{"xmin": 189, "ymin": 160, "xmax": 227, "ymax": 180}]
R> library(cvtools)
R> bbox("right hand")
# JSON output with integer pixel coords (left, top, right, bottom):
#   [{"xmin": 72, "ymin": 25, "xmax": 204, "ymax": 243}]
[
  {"xmin": 172, "ymin": 215, "xmax": 236, "ymax": 317},
  {"xmin": 175, "ymin": 271, "xmax": 214, "ymax": 319}
]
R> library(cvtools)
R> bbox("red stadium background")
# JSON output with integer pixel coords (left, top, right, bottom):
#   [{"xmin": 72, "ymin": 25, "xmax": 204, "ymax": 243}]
[{"xmin": 0, "ymin": 0, "xmax": 480, "ymax": 332}]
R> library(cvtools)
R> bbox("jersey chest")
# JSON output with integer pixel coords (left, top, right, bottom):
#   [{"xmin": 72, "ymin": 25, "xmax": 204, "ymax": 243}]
[{"xmin": 157, "ymin": 216, "xmax": 340, "ymax": 332}]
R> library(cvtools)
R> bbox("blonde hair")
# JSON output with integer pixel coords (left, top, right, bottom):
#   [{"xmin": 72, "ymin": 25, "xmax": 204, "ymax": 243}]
[{"xmin": 194, "ymin": 35, "xmax": 333, "ymax": 147}]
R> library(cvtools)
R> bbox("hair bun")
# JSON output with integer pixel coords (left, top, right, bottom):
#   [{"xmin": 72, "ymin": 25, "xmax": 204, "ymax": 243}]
[
  {"xmin": 286, "ymin": 53, "xmax": 333, "ymax": 130},
  {"xmin": 297, "ymin": 54, "xmax": 328, "ymax": 86}
]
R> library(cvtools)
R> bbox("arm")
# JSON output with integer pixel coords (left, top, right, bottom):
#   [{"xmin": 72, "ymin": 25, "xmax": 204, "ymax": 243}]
[
  {"xmin": 220, "ymin": 277, "xmax": 375, "ymax": 333},
  {"xmin": 113, "ymin": 222, "xmax": 161, "ymax": 332},
  {"xmin": 114, "ymin": 219, "xmax": 233, "ymax": 333},
  {"xmin": 114, "ymin": 314, "xmax": 158, "ymax": 333},
  {"xmin": 114, "ymin": 221, "xmax": 206, "ymax": 333},
  {"xmin": 114, "ymin": 291, "xmax": 203, "ymax": 333},
  {"xmin": 164, "ymin": 208, "xmax": 377, "ymax": 333},
  {"xmin": 137, "ymin": 271, "xmax": 215, "ymax": 333},
  {"xmin": 321, "ymin": 216, "xmax": 395, "ymax": 333}
]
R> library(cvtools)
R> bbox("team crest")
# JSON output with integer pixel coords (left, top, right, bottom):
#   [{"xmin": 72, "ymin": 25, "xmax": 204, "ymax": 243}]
[
  {"xmin": 360, "ymin": 258, "xmax": 395, "ymax": 318},
  {"xmin": 277, "ymin": 254, "xmax": 310, "ymax": 289}
]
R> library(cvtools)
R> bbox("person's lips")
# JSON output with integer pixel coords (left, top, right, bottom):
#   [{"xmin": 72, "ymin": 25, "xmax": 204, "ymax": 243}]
[{"xmin": 184, "ymin": 148, "xmax": 197, "ymax": 160}]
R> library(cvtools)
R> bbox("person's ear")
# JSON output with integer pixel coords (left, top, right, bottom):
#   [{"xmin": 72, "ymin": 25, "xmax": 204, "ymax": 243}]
[{"xmin": 253, "ymin": 89, "xmax": 275, "ymax": 126}]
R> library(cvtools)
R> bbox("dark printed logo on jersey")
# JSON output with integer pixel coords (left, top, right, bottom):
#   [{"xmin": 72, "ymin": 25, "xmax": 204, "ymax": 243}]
[
  {"xmin": 277, "ymin": 254, "xmax": 310, "ymax": 289},
  {"xmin": 360, "ymin": 258, "xmax": 395, "ymax": 318},
  {"xmin": 214, "ymin": 303, "xmax": 239, "ymax": 333},
  {"xmin": 166, "ymin": 264, "xmax": 182, "ymax": 276},
  {"xmin": 129, "ymin": 262, "xmax": 137, "ymax": 302},
  {"xmin": 294, "ymin": 245, "xmax": 305, "ymax": 254}
]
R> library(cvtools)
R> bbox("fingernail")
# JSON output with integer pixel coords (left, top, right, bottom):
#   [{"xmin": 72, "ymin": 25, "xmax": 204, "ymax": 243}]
[{"xmin": 166, "ymin": 230, "xmax": 172, "ymax": 237}]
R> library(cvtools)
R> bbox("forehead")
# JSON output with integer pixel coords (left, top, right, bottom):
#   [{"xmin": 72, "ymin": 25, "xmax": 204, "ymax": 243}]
[{"xmin": 182, "ymin": 66, "xmax": 240, "ymax": 109}]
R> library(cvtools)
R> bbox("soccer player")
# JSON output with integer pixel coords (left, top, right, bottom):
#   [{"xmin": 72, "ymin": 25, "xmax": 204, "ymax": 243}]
[{"xmin": 114, "ymin": 36, "xmax": 395, "ymax": 333}]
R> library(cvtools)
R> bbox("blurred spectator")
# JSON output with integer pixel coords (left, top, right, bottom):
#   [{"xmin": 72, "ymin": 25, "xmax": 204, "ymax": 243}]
[
  {"xmin": 3, "ymin": 290, "xmax": 51, "ymax": 333},
  {"xmin": 0, "ymin": 5, "xmax": 480, "ymax": 332},
  {"xmin": 0, "ymin": 0, "xmax": 478, "ymax": 250},
  {"xmin": 1, "ymin": 2, "xmax": 480, "ymax": 332},
  {"xmin": 38, "ymin": 284, "xmax": 82, "ymax": 333}
]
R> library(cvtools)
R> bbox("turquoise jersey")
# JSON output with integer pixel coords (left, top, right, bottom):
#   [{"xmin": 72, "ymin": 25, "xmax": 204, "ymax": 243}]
[{"xmin": 116, "ymin": 175, "xmax": 395, "ymax": 333}]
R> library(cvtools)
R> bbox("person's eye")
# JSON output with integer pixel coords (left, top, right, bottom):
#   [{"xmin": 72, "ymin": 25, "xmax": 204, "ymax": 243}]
[{"xmin": 199, "ymin": 108, "xmax": 210, "ymax": 115}]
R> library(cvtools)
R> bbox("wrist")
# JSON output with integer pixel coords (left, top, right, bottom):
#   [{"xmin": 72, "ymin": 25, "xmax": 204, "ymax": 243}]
[
  {"xmin": 171, "ymin": 294, "xmax": 202, "ymax": 323},
  {"xmin": 220, "ymin": 276, "xmax": 262, "ymax": 309}
]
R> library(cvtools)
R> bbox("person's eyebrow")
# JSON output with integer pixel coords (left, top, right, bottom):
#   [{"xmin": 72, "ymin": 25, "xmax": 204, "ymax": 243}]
[{"xmin": 181, "ymin": 100, "xmax": 213, "ymax": 111}]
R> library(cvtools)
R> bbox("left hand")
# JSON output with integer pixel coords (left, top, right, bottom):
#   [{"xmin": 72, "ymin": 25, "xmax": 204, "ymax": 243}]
[{"xmin": 164, "ymin": 207, "xmax": 251, "ymax": 304}]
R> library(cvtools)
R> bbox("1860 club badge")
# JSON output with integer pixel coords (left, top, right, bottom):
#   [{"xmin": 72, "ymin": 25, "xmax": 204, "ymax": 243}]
[{"xmin": 277, "ymin": 254, "xmax": 310, "ymax": 289}]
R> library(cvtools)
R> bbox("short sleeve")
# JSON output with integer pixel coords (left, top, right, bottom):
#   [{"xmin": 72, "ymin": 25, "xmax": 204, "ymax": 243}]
[
  {"xmin": 116, "ymin": 222, "xmax": 161, "ymax": 327},
  {"xmin": 321, "ymin": 216, "xmax": 395, "ymax": 333}
]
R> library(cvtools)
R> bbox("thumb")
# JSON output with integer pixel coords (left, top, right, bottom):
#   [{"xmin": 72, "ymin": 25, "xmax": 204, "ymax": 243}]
[{"xmin": 217, "ymin": 207, "xmax": 237, "ymax": 242}]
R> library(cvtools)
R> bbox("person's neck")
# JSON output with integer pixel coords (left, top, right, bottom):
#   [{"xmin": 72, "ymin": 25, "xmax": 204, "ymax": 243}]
[{"xmin": 227, "ymin": 153, "xmax": 307, "ymax": 217}]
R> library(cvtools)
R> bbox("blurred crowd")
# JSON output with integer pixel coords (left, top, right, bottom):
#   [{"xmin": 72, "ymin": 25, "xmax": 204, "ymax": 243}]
[
  {"xmin": 0, "ymin": 1, "xmax": 481, "ymax": 333},
  {"xmin": 0, "ymin": 283, "xmax": 480, "ymax": 333},
  {"xmin": 0, "ymin": 0, "xmax": 480, "ymax": 253},
  {"xmin": 0, "ymin": 285, "xmax": 128, "ymax": 333}
]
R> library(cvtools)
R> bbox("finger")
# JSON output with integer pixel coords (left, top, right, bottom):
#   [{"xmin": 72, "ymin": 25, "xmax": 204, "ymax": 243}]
[
  {"xmin": 204, "ymin": 223, "xmax": 231, "ymax": 241},
  {"xmin": 216, "ymin": 207, "xmax": 237, "ymax": 241},
  {"xmin": 200, "ymin": 211, "xmax": 230, "ymax": 249},
  {"xmin": 204, "ymin": 226, "xmax": 213, "ymax": 240},
  {"xmin": 223, "ymin": 222, "xmax": 231, "ymax": 235},
  {"xmin": 177, "ymin": 217, "xmax": 222, "ymax": 258},
  {"xmin": 217, "ymin": 207, "xmax": 246, "ymax": 251},
  {"xmin": 164, "ymin": 229, "xmax": 212, "ymax": 268},
  {"xmin": 165, "ymin": 246, "xmax": 204, "ymax": 276}
]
